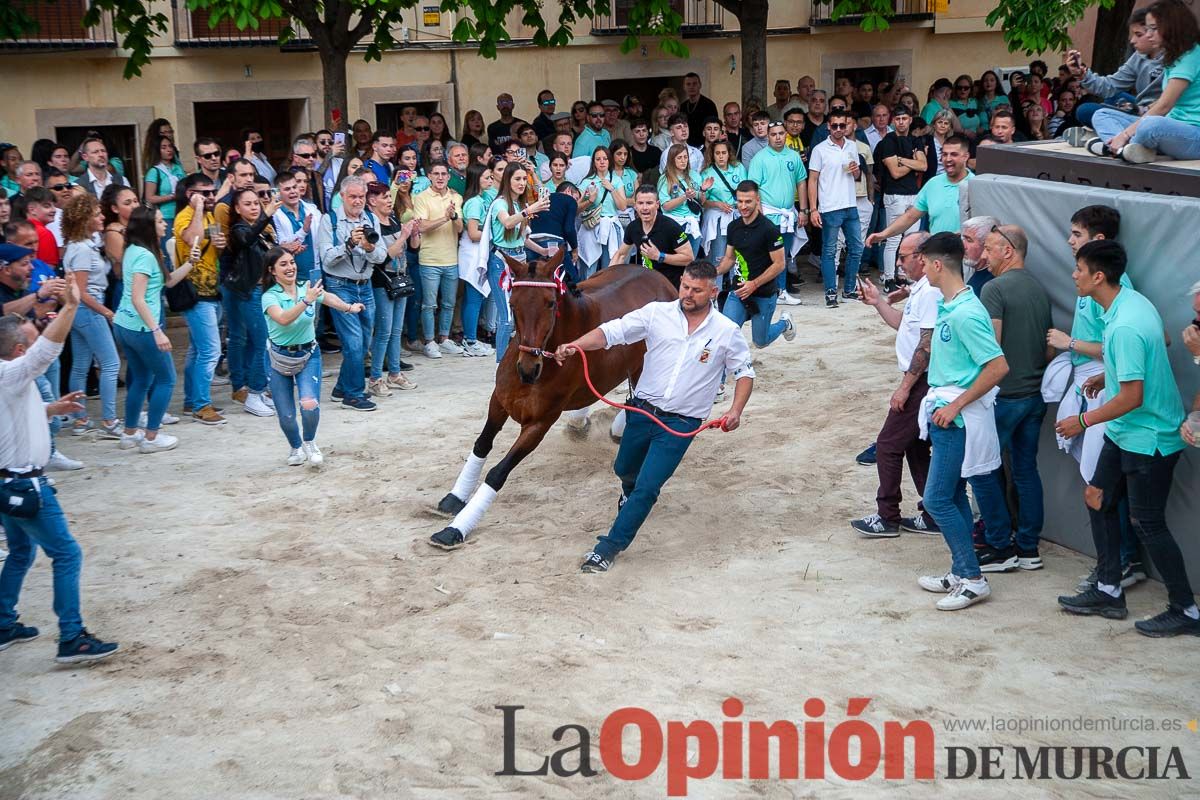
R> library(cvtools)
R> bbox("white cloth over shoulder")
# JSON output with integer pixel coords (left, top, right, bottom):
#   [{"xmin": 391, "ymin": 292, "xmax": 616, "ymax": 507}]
[
  {"xmin": 918, "ymin": 384, "xmax": 1002, "ymax": 478},
  {"xmin": 460, "ymin": 203, "xmax": 495, "ymax": 297},
  {"xmin": 699, "ymin": 207, "xmax": 736, "ymax": 250},
  {"xmin": 761, "ymin": 203, "xmax": 808, "ymax": 257},
  {"xmin": 1051, "ymin": 359, "xmax": 1107, "ymax": 481},
  {"xmin": 576, "ymin": 216, "xmax": 623, "ymax": 267}
]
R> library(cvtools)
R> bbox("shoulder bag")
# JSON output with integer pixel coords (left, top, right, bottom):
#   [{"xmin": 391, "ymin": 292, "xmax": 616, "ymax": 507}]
[{"xmin": 579, "ymin": 184, "xmax": 610, "ymax": 229}]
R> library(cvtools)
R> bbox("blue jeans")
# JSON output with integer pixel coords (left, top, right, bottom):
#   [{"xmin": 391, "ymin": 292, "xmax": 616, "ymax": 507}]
[
  {"xmin": 594, "ymin": 407, "xmax": 700, "ymax": 559},
  {"xmin": 0, "ymin": 479, "xmax": 84, "ymax": 640},
  {"xmin": 402, "ymin": 251, "xmax": 423, "ymax": 342},
  {"xmin": 182, "ymin": 299, "xmax": 222, "ymax": 412},
  {"xmin": 34, "ymin": 375, "xmax": 60, "ymax": 454},
  {"xmin": 488, "ymin": 251, "xmax": 517, "ymax": 362},
  {"xmin": 419, "ymin": 264, "xmax": 458, "ymax": 340},
  {"xmin": 69, "ymin": 305, "xmax": 119, "ymax": 422},
  {"xmin": 925, "ymin": 424, "xmax": 983, "ymax": 579},
  {"xmin": 580, "ymin": 242, "xmax": 612, "ymax": 280},
  {"xmin": 1093, "ymin": 108, "xmax": 1200, "ymax": 159},
  {"xmin": 722, "ymin": 290, "xmax": 786, "ymax": 348},
  {"xmin": 977, "ymin": 396, "xmax": 1045, "ymax": 551},
  {"xmin": 223, "ymin": 287, "xmax": 268, "ymax": 393},
  {"xmin": 324, "ymin": 276, "xmax": 375, "ymax": 401},
  {"xmin": 114, "ymin": 324, "xmax": 176, "ymax": 431},
  {"xmin": 370, "ymin": 286, "xmax": 407, "ymax": 379},
  {"xmin": 267, "ymin": 344, "xmax": 322, "ymax": 449},
  {"xmin": 461, "ymin": 283, "xmax": 486, "ymax": 344},
  {"xmin": 819, "ymin": 206, "xmax": 863, "ymax": 294}
]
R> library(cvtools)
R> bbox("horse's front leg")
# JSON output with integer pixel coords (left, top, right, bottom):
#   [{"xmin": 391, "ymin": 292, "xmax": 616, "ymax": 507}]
[
  {"xmin": 429, "ymin": 418, "xmax": 554, "ymax": 550},
  {"xmin": 436, "ymin": 393, "xmax": 509, "ymax": 515}
]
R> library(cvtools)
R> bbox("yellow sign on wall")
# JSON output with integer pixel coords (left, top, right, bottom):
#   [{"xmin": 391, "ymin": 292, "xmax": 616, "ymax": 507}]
[{"xmin": 423, "ymin": 7, "xmax": 441, "ymax": 26}]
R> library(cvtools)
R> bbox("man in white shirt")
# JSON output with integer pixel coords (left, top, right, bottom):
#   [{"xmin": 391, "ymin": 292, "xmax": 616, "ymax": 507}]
[
  {"xmin": 807, "ymin": 109, "xmax": 865, "ymax": 307},
  {"xmin": 849, "ymin": 232, "xmax": 943, "ymax": 538},
  {"xmin": 77, "ymin": 138, "xmax": 129, "ymax": 198},
  {"xmin": 0, "ymin": 278, "xmax": 120, "ymax": 664},
  {"xmin": 864, "ymin": 104, "xmax": 894, "ymax": 151},
  {"xmin": 272, "ymin": 171, "xmax": 323, "ymax": 282},
  {"xmin": 554, "ymin": 261, "xmax": 755, "ymax": 573}
]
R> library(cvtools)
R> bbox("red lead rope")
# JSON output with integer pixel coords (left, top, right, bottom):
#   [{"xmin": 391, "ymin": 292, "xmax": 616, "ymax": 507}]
[{"xmin": 517, "ymin": 345, "xmax": 729, "ymax": 438}]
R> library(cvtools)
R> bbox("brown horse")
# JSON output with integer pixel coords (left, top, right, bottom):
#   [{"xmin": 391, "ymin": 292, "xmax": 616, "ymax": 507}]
[{"xmin": 429, "ymin": 249, "xmax": 678, "ymax": 549}]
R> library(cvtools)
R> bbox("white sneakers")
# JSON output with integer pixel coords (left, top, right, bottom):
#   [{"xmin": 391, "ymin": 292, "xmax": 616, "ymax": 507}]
[
  {"xmin": 138, "ymin": 411, "xmax": 179, "ymax": 427},
  {"xmin": 438, "ymin": 338, "xmax": 465, "ymax": 355},
  {"xmin": 781, "ymin": 313, "xmax": 796, "ymax": 342},
  {"xmin": 287, "ymin": 448, "xmax": 306, "ymax": 466},
  {"xmin": 777, "ymin": 289, "xmax": 803, "ymax": 306},
  {"xmin": 423, "ymin": 341, "xmax": 442, "ymax": 359},
  {"xmin": 386, "ymin": 373, "xmax": 418, "ymax": 390},
  {"xmin": 462, "ymin": 340, "xmax": 494, "ymax": 357},
  {"xmin": 918, "ymin": 571, "xmax": 990, "ymax": 610},
  {"xmin": 118, "ymin": 431, "xmax": 144, "ymax": 450},
  {"xmin": 243, "ymin": 392, "xmax": 276, "ymax": 417},
  {"xmin": 138, "ymin": 433, "xmax": 178, "ymax": 454},
  {"xmin": 303, "ymin": 442, "xmax": 324, "ymax": 466},
  {"xmin": 47, "ymin": 451, "xmax": 84, "ymax": 471}
]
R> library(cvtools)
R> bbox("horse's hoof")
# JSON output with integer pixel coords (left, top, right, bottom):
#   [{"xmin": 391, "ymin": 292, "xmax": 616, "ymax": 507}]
[
  {"xmin": 436, "ymin": 493, "xmax": 466, "ymax": 515},
  {"xmin": 429, "ymin": 527, "xmax": 467, "ymax": 550}
]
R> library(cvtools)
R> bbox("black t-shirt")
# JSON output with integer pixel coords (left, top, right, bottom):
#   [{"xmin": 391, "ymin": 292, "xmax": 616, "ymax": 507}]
[
  {"xmin": 800, "ymin": 116, "xmax": 824, "ymax": 150},
  {"xmin": 624, "ymin": 213, "xmax": 689, "ymax": 288},
  {"xmin": 725, "ymin": 213, "xmax": 784, "ymax": 298},
  {"xmin": 630, "ymin": 144, "xmax": 662, "ymax": 175},
  {"xmin": 851, "ymin": 100, "xmax": 873, "ymax": 121},
  {"xmin": 873, "ymin": 132, "xmax": 920, "ymax": 195},
  {"xmin": 487, "ymin": 118, "xmax": 523, "ymax": 150},
  {"xmin": 682, "ymin": 94, "xmax": 720, "ymax": 146},
  {"xmin": 0, "ymin": 281, "xmax": 29, "ymax": 315}
]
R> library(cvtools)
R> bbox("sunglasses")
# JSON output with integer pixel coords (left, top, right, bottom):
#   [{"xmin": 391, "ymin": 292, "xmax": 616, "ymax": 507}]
[
  {"xmin": 414, "ymin": 126, "xmax": 430, "ymax": 132},
  {"xmin": 829, "ymin": 123, "xmax": 847, "ymax": 130},
  {"xmin": 256, "ymin": 190, "xmax": 273, "ymax": 199},
  {"xmin": 589, "ymin": 113, "xmax": 605, "ymax": 118},
  {"xmin": 295, "ymin": 151, "xmax": 316, "ymax": 158},
  {"xmin": 540, "ymin": 99, "xmax": 556, "ymax": 106},
  {"xmin": 991, "ymin": 224, "xmax": 1018, "ymax": 251},
  {"xmin": 192, "ymin": 189, "xmax": 216, "ymax": 197},
  {"xmin": 956, "ymin": 85, "xmax": 972, "ymax": 90},
  {"xmin": 199, "ymin": 151, "xmax": 221, "ymax": 159},
  {"xmin": 48, "ymin": 184, "xmax": 70, "ymax": 192}
]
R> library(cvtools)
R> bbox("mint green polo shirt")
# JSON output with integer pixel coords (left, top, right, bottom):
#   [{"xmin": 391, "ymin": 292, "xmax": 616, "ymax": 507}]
[
  {"xmin": 113, "ymin": 244, "xmax": 164, "ymax": 334},
  {"xmin": 572, "ymin": 127, "xmax": 611, "ymax": 159},
  {"xmin": 914, "ymin": 171, "xmax": 972, "ymax": 233},
  {"xmin": 929, "ymin": 287, "xmax": 1005, "ymax": 395},
  {"xmin": 746, "ymin": 146, "xmax": 806, "ymax": 217},
  {"xmin": 702, "ymin": 163, "xmax": 748, "ymax": 206},
  {"xmin": 1100, "ymin": 288, "xmax": 1186, "ymax": 456},
  {"xmin": 262, "ymin": 281, "xmax": 324, "ymax": 346},
  {"xmin": 1165, "ymin": 44, "xmax": 1200, "ymax": 126},
  {"xmin": 1068, "ymin": 272, "xmax": 1133, "ymax": 366}
]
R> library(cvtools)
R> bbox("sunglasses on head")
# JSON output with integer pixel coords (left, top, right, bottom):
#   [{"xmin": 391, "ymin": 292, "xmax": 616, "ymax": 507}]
[{"xmin": 991, "ymin": 224, "xmax": 1018, "ymax": 251}]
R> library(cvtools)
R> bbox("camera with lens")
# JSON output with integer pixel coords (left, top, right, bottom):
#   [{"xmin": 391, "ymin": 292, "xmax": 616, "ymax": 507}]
[{"xmin": 355, "ymin": 226, "xmax": 380, "ymax": 245}]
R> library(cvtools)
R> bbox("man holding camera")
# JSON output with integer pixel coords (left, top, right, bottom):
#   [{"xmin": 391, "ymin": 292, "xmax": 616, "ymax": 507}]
[{"xmin": 317, "ymin": 176, "xmax": 386, "ymax": 411}]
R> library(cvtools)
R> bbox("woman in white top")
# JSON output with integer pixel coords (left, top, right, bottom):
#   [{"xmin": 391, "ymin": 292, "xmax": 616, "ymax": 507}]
[
  {"xmin": 61, "ymin": 194, "xmax": 121, "ymax": 438},
  {"xmin": 575, "ymin": 146, "xmax": 628, "ymax": 280}
]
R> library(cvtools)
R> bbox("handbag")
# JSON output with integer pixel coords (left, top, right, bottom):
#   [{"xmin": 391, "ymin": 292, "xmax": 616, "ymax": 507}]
[
  {"xmin": 377, "ymin": 266, "xmax": 415, "ymax": 300},
  {"xmin": 579, "ymin": 186, "xmax": 610, "ymax": 229},
  {"xmin": 680, "ymin": 180, "xmax": 703, "ymax": 216},
  {"xmin": 267, "ymin": 344, "xmax": 315, "ymax": 377},
  {"xmin": 165, "ymin": 276, "xmax": 199, "ymax": 312},
  {"xmin": 0, "ymin": 477, "xmax": 44, "ymax": 520}
]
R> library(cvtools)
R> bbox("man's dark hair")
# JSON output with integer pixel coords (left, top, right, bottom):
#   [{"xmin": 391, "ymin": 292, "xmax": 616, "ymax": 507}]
[
  {"xmin": 587, "ymin": 101, "xmax": 605, "ymax": 114},
  {"xmin": 827, "ymin": 108, "xmax": 851, "ymax": 123},
  {"xmin": 1029, "ymin": 59, "xmax": 1048, "ymax": 76},
  {"xmin": 537, "ymin": 88, "xmax": 554, "ymax": 101},
  {"xmin": 371, "ymin": 130, "xmax": 394, "ymax": 144},
  {"xmin": 253, "ymin": 175, "xmax": 272, "ymax": 187},
  {"xmin": 193, "ymin": 137, "xmax": 219, "ymax": 156},
  {"xmin": 635, "ymin": 183, "xmax": 659, "ymax": 199},
  {"xmin": 943, "ymin": 134, "xmax": 971, "ymax": 152},
  {"xmin": 685, "ymin": 71, "xmax": 701, "ymax": 82},
  {"xmin": 45, "ymin": 167, "xmax": 66, "ymax": 182},
  {"xmin": 1076, "ymin": 239, "xmax": 1127, "ymax": 285},
  {"xmin": 735, "ymin": 179, "xmax": 760, "ymax": 194},
  {"xmin": 630, "ymin": 118, "xmax": 649, "ymax": 130},
  {"xmin": 239, "ymin": 126, "xmax": 263, "ymax": 141},
  {"xmin": 856, "ymin": 79, "xmax": 874, "ymax": 89},
  {"xmin": 991, "ymin": 110, "xmax": 1016, "ymax": 125},
  {"xmin": 1071, "ymin": 205, "xmax": 1120, "ymax": 240},
  {"xmin": 555, "ymin": 181, "xmax": 579, "ymax": 194},
  {"xmin": 784, "ymin": 108, "xmax": 805, "ymax": 121},
  {"xmin": 892, "ymin": 105, "xmax": 912, "ymax": 118},
  {"xmin": 918, "ymin": 232, "xmax": 965, "ymax": 277},
  {"xmin": 274, "ymin": 171, "xmax": 297, "ymax": 187},
  {"xmin": 517, "ymin": 123, "xmax": 536, "ymax": 137},
  {"xmin": 23, "ymin": 187, "xmax": 52, "ymax": 205},
  {"xmin": 668, "ymin": 113, "xmax": 688, "ymax": 128},
  {"xmin": 4, "ymin": 220, "xmax": 34, "ymax": 240},
  {"xmin": 750, "ymin": 110, "xmax": 771, "ymax": 123},
  {"xmin": 684, "ymin": 260, "xmax": 718, "ymax": 283}
]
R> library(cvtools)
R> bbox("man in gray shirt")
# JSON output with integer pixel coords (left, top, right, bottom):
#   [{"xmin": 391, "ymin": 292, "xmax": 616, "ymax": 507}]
[{"xmin": 972, "ymin": 224, "xmax": 1054, "ymax": 574}]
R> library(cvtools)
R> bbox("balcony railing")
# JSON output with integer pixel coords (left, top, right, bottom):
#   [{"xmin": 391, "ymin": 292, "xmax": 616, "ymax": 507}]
[
  {"xmin": 810, "ymin": 0, "xmax": 935, "ymax": 26},
  {"xmin": 172, "ymin": 0, "xmax": 308, "ymax": 47},
  {"xmin": 591, "ymin": 0, "xmax": 725, "ymax": 35},
  {"xmin": 0, "ymin": 0, "xmax": 116, "ymax": 50}
]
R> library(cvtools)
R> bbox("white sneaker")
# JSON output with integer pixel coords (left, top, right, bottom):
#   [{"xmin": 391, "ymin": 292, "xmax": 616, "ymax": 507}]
[
  {"xmin": 210, "ymin": 374, "xmax": 231, "ymax": 386},
  {"xmin": 777, "ymin": 289, "xmax": 803, "ymax": 306},
  {"xmin": 303, "ymin": 442, "xmax": 324, "ymax": 466},
  {"xmin": 286, "ymin": 447, "xmax": 306, "ymax": 466},
  {"xmin": 423, "ymin": 342, "xmax": 442, "ymax": 359},
  {"xmin": 936, "ymin": 577, "xmax": 991, "ymax": 611},
  {"xmin": 0, "ymin": 546, "xmax": 6, "ymax": 562},
  {"xmin": 118, "ymin": 431, "xmax": 144, "ymax": 450},
  {"xmin": 781, "ymin": 312, "xmax": 796, "ymax": 342},
  {"xmin": 918, "ymin": 571, "xmax": 961, "ymax": 594},
  {"xmin": 244, "ymin": 392, "xmax": 276, "ymax": 417},
  {"xmin": 438, "ymin": 338, "xmax": 465, "ymax": 355},
  {"xmin": 386, "ymin": 373, "xmax": 418, "ymax": 391},
  {"xmin": 138, "ymin": 412, "xmax": 180, "ymax": 427},
  {"xmin": 462, "ymin": 340, "xmax": 492, "ymax": 357},
  {"xmin": 138, "ymin": 433, "xmax": 178, "ymax": 454},
  {"xmin": 47, "ymin": 451, "xmax": 84, "ymax": 471}
]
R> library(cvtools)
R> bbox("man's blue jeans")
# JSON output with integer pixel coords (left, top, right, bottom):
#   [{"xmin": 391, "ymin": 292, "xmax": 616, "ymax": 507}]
[
  {"xmin": 223, "ymin": 287, "xmax": 268, "ymax": 393},
  {"xmin": 977, "ymin": 395, "xmax": 1046, "ymax": 551},
  {"xmin": 69, "ymin": 305, "xmax": 119, "ymax": 422},
  {"xmin": 461, "ymin": 283, "xmax": 486, "ymax": 344},
  {"xmin": 182, "ymin": 299, "xmax": 222, "ymax": 412},
  {"xmin": 819, "ymin": 206, "xmax": 862, "ymax": 294},
  {"xmin": 267, "ymin": 344, "xmax": 322, "ymax": 449},
  {"xmin": 1, "ymin": 479, "xmax": 84, "ymax": 640},
  {"xmin": 113, "ymin": 324, "xmax": 176, "ymax": 432},
  {"xmin": 324, "ymin": 276, "xmax": 375, "ymax": 401},
  {"xmin": 419, "ymin": 265, "xmax": 458, "ymax": 340},
  {"xmin": 370, "ymin": 287, "xmax": 407, "ymax": 379},
  {"xmin": 925, "ymin": 423, "xmax": 983, "ymax": 579},
  {"xmin": 722, "ymin": 290, "xmax": 786, "ymax": 348},
  {"xmin": 594, "ymin": 408, "xmax": 700, "ymax": 559},
  {"xmin": 402, "ymin": 251, "xmax": 423, "ymax": 342}
]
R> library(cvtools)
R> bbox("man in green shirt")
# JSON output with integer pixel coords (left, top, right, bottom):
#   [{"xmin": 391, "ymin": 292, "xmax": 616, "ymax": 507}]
[
  {"xmin": 866, "ymin": 136, "xmax": 972, "ymax": 244},
  {"xmin": 1054, "ymin": 240, "xmax": 1197, "ymax": 637}
]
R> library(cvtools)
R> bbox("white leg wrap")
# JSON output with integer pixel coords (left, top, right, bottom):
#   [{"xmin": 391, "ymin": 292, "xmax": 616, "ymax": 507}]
[
  {"xmin": 610, "ymin": 409, "xmax": 627, "ymax": 440},
  {"xmin": 563, "ymin": 407, "xmax": 591, "ymax": 429},
  {"xmin": 451, "ymin": 484, "xmax": 498, "ymax": 538},
  {"xmin": 450, "ymin": 453, "xmax": 486, "ymax": 501}
]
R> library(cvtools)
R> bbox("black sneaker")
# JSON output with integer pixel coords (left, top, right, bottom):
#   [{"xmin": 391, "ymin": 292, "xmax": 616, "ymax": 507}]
[
  {"xmin": 319, "ymin": 338, "xmax": 342, "ymax": 355},
  {"xmin": 428, "ymin": 527, "xmax": 467, "ymax": 550},
  {"xmin": 617, "ymin": 494, "xmax": 627, "ymax": 512},
  {"xmin": 343, "ymin": 396, "xmax": 377, "ymax": 412},
  {"xmin": 331, "ymin": 387, "xmax": 345, "ymax": 400},
  {"xmin": 883, "ymin": 279, "xmax": 898, "ymax": 293},
  {"xmin": 842, "ymin": 289, "xmax": 859, "ymax": 301},
  {"xmin": 1016, "ymin": 547, "xmax": 1043, "ymax": 571},
  {"xmin": 825, "ymin": 289, "xmax": 838, "ymax": 308},
  {"xmin": 581, "ymin": 550, "xmax": 615, "ymax": 573},
  {"xmin": 1120, "ymin": 560, "xmax": 1147, "ymax": 588},
  {"xmin": 55, "ymin": 629, "xmax": 120, "ymax": 664},
  {"xmin": 976, "ymin": 545, "xmax": 1019, "ymax": 573},
  {"xmin": 398, "ymin": 359, "xmax": 416, "ymax": 372},
  {"xmin": 850, "ymin": 514, "xmax": 900, "ymax": 538},
  {"xmin": 1057, "ymin": 587, "xmax": 1128, "ymax": 619},
  {"xmin": 855, "ymin": 442, "xmax": 876, "ymax": 465},
  {"xmin": 1134, "ymin": 607, "xmax": 1200, "ymax": 638},
  {"xmin": 0, "ymin": 623, "xmax": 39, "ymax": 651},
  {"xmin": 899, "ymin": 514, "xmax": 941, "ymax": 535}
]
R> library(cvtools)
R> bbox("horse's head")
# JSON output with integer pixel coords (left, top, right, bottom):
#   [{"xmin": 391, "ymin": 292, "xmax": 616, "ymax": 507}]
[{"xmin": 506, "ymin": 248, "xmax": 566, "ymax": 385}]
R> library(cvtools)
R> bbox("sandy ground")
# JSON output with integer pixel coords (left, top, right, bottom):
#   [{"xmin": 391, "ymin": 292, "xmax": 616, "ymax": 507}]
[{"xmin": 2, "ymin": 281, "xmax": 1198, "ymax": 799}]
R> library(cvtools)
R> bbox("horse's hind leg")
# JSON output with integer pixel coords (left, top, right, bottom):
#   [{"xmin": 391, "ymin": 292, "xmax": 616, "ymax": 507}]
[
  {"xmin": 437, "ymin": 393, "xmax": 508, "ymax": 515},
  {"xmin": 430, "ymin": 419, "xmax": 553, "ymax": 550}
]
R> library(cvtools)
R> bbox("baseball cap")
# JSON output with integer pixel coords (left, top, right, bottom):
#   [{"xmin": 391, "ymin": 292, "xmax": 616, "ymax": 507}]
[
  {"xmin": 0, "ymin": 242, "xmax": 34, "ymax": 266},
  {"xmin": 601, "ymin": 99, "xmax": 621, "ymax": 108}
]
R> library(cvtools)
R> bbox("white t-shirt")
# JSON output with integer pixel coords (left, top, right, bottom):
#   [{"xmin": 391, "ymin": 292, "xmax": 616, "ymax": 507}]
[
  {"xmin": 895, "ymin": 276, "xmax": 942, "ymax": 372},
  {"xmin": 807, "ymin": 137, "xmax": 859, "ymax": 213}
]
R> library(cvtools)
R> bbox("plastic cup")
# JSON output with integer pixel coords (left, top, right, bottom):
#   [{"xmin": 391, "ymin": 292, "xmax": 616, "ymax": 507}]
[{"xmin": 1188, "ymin": 411, "xmax": 1200, "ymax": 446}]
